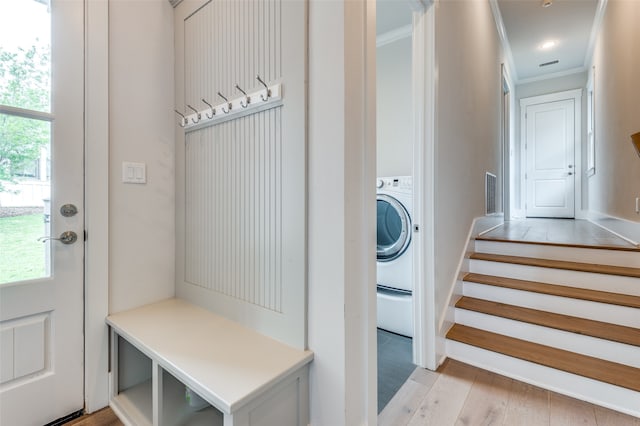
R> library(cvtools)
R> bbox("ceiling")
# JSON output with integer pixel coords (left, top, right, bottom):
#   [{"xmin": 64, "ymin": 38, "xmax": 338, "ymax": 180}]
[{"xmin": 497, "ymin": 0, "xmax": 599, "ymax": 82}]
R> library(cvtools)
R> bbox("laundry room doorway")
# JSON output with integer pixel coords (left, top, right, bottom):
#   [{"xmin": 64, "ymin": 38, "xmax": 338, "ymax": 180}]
[{"xmin": 375, "ymin": 0, "xmax": 434, "ymax": 414}]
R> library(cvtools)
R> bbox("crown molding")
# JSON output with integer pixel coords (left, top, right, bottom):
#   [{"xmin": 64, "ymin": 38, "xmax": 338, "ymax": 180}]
[
  {"xmin": 517, "ymin": 66, "xmax": 587, "ymax": 85},
  {"xmin": 489, "ymin": 0, "xmax": 519, "ymax": 83},
  {"xmin": 584, "ymin": 0, "xmax": 608, "ymax": 69},
  {"xmin": 376, "ymin": 24, "xmax": 412, "ymax": 48}
]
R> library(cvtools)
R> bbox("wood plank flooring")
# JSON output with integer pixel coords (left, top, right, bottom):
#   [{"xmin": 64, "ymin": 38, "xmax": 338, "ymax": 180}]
[
  {"xmin": 64, "ymin": 408, "xmax": 122, "ymax": 426},
  {"xmin": 379, "ymin": 359, "xmax": 640, "ymax": 426},
  {"xmin": 477, "ymin": 219, "xmax": 639, "ymax": 251}
]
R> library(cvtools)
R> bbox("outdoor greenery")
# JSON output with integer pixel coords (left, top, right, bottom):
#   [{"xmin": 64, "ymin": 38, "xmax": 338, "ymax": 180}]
[
  {"xmin": 0, "ymin": 213, "xmax": 46, "ymax": 283},
  {"xmin": 0, "ymin": 43, "xmax": 50, "ymax": 191}
]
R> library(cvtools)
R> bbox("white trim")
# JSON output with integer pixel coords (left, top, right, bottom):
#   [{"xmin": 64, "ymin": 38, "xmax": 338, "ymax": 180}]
[
  {"xmin": 376, "ymin": 24, "xmax": 412, "ymax": 48},
  {"xmin": 516, "ymin": 66, "xmax": 587, "ymax": 85},
  {"xmin": 412, "ymin": 1, "xmax": 436, "ymax": 370},
  {"xmin": 584, "ymin": 0, "xmax": 608, "ymax": 69},
  {"xmin": 519, "ymin": 89, "xmax": 584, "ymax": 219},
  {"xmin": 501, "ymin": 64, "xmax": 513, "ymax": 220},
  {"xmin": 84, "ymin": 0, "xmax": 110, "ymax": 413},
  {"xmin": 0, "ymin": 104, "xmax": 54, "ymax": 121},
  {"xmin": 488, "ymin": 0, "xmax": 519, "ymax": 83}
]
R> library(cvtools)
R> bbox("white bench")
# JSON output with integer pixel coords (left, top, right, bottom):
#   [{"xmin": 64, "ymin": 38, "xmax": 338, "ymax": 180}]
[{"xmin": 106, "ymin": 298, "xmax": 313, "ymax": 426}]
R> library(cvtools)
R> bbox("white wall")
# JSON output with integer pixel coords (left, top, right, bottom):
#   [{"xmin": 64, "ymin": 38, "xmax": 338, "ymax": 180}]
[
  {"xmin": 433, "ymin": 0, "xmax": 503, "ymax": 347},
  {"xmin": 108, "ymin": 1, "xmax": 175, "ymax": 313},
  {"xmin": 377, "ymin": 36, "xmax": 412, "ymax": 177},
  {"xmin": 308, "ymin": 0, "xmax": 376, "ymax": 423},
  {"xmin": 588, "ymin": 0, "xmax": 640, "ymax": 223}
]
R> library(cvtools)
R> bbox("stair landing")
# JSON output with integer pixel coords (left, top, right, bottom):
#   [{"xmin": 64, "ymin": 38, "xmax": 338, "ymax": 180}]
[{"xmin": 477, "ymin": 218, "xmax": 640, "ymax": 251}]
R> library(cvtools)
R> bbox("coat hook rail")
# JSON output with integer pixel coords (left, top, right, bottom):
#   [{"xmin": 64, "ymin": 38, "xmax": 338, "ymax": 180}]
[{"xmin": 176, "ymin": 81, "xmax": 282, "ymax": 132}]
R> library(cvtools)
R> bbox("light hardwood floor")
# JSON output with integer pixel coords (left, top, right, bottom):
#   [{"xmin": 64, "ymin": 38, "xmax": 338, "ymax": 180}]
[
  {"xmin": 379, "ymin": 359, "xmax": 640, "ymax": 426},
  {"xmin": 477, "ymin": 218, "xmax": 639, "ymax": 250},
  {"xmin": 65, "ymin": 408, "xmax": 122, "ymax": 426}
]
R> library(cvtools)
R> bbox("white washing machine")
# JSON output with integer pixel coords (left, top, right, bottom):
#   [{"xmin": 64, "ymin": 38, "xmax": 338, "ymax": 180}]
[{"xmin": 376, "ymin": 176, "xmax": 413, "ymax": 337}]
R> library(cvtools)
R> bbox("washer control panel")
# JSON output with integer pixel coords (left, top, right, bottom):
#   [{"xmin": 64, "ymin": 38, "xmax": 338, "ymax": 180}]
[{"xmin": 376, "ymin": 176, "xmax": 412, "ymax": 190}]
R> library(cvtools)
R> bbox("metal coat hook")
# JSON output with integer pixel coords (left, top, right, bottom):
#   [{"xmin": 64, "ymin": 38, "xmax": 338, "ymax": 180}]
[
  {"xmin": 202, "ymin": 98, "xmax": 215, "ymax": 119},
  {"xmin": 174, "ymin": 109, "xmax": 187, "ymax": 127},
  {"xmin": 187, "ymin": 105, "xmax": 201, "ymax": 123},
  {"xmin": 218, "ymin": 92, "xmax": 232, "ymax": 114},
  {"xmin": 235, "ymin": 84, "xmax": 250, "ymax": 108},
  {"xmin": 256, "ymin": 75, "xmax": 271, "ymax": 101}
]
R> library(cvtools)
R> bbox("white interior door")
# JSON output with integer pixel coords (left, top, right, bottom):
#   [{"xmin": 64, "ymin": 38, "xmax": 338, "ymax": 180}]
[
  {"xmin": 525, "ymin": 99, "xmax": 575, "ymax": 218},
  {"xmin": 0, "ymin": 0, "xmax": 84, "ymax": 424}
]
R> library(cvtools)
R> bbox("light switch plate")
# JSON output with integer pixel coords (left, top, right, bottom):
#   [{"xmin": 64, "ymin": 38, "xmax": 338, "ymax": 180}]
[{"xmin": 122, "ymin": 162, "xmax": 146, "ymax": 184}]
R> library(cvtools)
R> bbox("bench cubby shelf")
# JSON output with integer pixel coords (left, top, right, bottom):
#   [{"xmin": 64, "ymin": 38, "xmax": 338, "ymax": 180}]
[{"xmin": 107, "ymin": 298, "xmax": 313, "ymax": 426}]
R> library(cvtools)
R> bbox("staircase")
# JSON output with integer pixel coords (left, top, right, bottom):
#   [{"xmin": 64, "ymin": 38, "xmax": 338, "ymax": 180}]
[{"xmin": 445, "ymin": 238, "xmax": 640, "ymax": 417}]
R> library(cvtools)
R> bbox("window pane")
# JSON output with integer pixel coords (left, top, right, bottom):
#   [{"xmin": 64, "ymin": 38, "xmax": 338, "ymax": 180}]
[
  {"xmin": 0, "ymin": 113, "xmax": 51, "ymax": 284},
  {"xmin": 0, "ymin": 0, "xmax": 51, "ymax": 113}
]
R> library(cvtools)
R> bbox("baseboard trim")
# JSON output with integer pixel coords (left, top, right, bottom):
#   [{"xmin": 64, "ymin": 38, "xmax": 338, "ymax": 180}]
[{"xmin": 587, "ymin": 211, "xmax": 640, "ymax": 247}]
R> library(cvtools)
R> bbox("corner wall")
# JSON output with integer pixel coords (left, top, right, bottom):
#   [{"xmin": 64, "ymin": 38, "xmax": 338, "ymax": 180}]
[
  {"xmin": 433, "ymin": 0, "xmax": 503, "ymax": 349},
  {"xmin": 308, "ymin": 0, "xmax": 377, "ymax": 423},
  {"xmin": 108, "ymin": 1, "xmax": 175, "ymax": 313},
  {"xmin": 588, "ymin": 0, "xmax": 640, "ymax": 223}
]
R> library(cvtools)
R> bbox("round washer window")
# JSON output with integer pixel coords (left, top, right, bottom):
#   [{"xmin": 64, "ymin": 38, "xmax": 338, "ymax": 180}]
[{"xmin": 377, "ymin": 194, "xmax": 411, "ymax": 262}]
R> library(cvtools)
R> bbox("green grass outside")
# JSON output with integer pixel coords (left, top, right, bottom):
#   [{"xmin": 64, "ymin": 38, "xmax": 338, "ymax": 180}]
[{"xmin": 0, "ymin": 214, "xmax": 47, "ymax": 284}]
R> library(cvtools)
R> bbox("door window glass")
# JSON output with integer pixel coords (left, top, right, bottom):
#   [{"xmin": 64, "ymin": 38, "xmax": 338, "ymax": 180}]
[{"xmin": 0, "ymin": 0, "xmax": 52, "ymax": 285}]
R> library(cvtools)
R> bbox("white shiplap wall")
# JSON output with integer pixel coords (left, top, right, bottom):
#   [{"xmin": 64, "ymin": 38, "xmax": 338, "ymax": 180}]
[
  {"xmin": 174, "ymin": 0, "xmax": 306, "ymax": 349},
  {"xmin": 185, "ymin": 110, "xmax": 283, "ymax": 313}
]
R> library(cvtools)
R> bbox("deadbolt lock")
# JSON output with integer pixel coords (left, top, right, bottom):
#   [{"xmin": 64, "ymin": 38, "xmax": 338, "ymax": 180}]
[{"xmin": 60, "ymin": 204, "xmax": 78, "ymax": 217}]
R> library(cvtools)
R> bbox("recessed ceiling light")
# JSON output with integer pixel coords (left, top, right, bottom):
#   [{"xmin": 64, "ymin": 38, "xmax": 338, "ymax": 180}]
[
  {"xmin": 540, "ymin": 40, "xmax": 557, "ymax": 50},
  {"xmin": 541, "ymin": 0, "xmax": 553, "ymax": 7}
]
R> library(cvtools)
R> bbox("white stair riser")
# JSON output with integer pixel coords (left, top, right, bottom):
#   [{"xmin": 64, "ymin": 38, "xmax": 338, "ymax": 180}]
[
  {"xmin": 469, "ymin": 259, "xmax": 640, "ymax": 297},
  {"xmin": 474, "ymin": 240, "xmax": 640, "ymax": 268},
  {"xmin": 462, "ymin": 282, "xmax": 640, "ymax": 328},
  {"xmin": 454, "ymin": 308, "xmax": 640, "ymax": 368},
  {"xmin": 446, "ymin": 340, "xmax": 640, "ymax": 418}
]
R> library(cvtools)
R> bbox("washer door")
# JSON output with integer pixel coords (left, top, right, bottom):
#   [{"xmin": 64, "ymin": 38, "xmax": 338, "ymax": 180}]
[{"xmin": 377, "ymin": 194, "xmax": 411, "ymax": 262}]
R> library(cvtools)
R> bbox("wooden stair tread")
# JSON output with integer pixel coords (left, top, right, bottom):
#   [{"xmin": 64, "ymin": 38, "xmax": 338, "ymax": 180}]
[
  {"xmin": 469, "ymin": 252, "xmax": 640, "ymax": 278},
  {"xmin": 455, "ymin": 296, "xmax": 640, "ymax": 347},
  {"xmin": 463, "ymin": 273, "xmax": 640, "ymax": 309},
  {"xmin": 446, "ymin": 324, "xmax": 640, "ymax": 393}
]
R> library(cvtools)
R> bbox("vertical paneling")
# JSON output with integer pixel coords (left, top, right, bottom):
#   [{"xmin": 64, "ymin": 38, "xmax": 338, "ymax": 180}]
[
  {"xmin": 183, "ymin": 0, "xmax": 283, "ymax": 313},
  {"xmin": 175, "ymin": 0, "xmax": 305, "ymax": 348},
  {"xmin": 185, "ymin": 108, "xmax": 282, "ymax": 312}
]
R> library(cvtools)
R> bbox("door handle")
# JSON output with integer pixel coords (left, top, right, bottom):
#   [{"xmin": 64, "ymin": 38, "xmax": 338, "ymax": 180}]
[
  {"xmin": 568, "ymin": 172, "xmax": 574, "ymax": 176},
  {"xmin": 38, "ymin": 231, "xmax": 78, "ymax": 245}
]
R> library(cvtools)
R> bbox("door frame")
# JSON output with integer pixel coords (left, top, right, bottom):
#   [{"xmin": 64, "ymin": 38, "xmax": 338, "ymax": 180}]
[
  {"xmin": 84, "ymin": 0, "xmax": 110, "ymax": 413},
  {"xmin": 501, "ymin": 64, "xmax": 513, "ymax": 221},
  {"xmin": 410, "ymin": 0, "xmax": 436, "ymax": 370},
  {"xmin": 519, "ymin": 88, "xmax": 584, "ymax": 220}
]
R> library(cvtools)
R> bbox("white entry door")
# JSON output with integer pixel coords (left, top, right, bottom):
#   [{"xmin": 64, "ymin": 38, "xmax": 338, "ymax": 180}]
[
  {"xmin": 525, "ymin": 99, "xmax": 575, "ymax": 218},
  {"xmin": 0, "ymin": 0, "xmax": 84, "ymax": 424}
]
